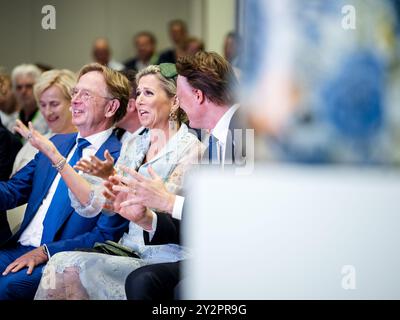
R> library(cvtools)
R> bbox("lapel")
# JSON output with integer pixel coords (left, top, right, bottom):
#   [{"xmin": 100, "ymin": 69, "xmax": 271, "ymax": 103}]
[
  {"xmin": 145, "ymin": 126, "xmax": 185, "ymax": 166},
  {"xmin": 201, "ymin": 107, "xmax": 243, "ymax": 165},
  {"xmin": 145, "ymin": 146, "xmax": 175, "ymax": 167},
  {"xmin": 121, "ymin": 128, "xmax": 150, "ymax": 171},
  {"xmin": 14, "ymin": 133, "xmax": 78, "ymax": 240},
  {"xmin": 225, "ymin": 108, "xmax": 239, "ymax": 163},
  {"xmin": 50, "ymin": 133, "xmax": 122, "ymax": 236},
  {"xmin": 36, "ymin": 134, "xmax": 78, "ymax": 204},
  {"xmin": 227, "ymin": 108, "xmax": 247, "ymax": 166},
  {"xmin": 95, "ymin": 133, "xmax": 121, "ymax": 160}
]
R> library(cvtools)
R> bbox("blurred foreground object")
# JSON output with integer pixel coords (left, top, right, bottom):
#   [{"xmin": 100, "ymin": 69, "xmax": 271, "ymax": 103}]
[
  {"xmin": 184, "ymin": 165, "xmax": 400, "ymax": 299},
  {"xmin": 241, "ymin": 0, "xmax": 400, "ymax": 165}
]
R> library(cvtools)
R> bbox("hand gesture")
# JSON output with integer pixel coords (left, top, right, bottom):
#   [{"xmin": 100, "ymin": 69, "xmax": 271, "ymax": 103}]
[
  {"xmin": 14, "ymin": 120, "xmax": 58, "ymax": 161},
  {"xmin": 103, "ymin": 176, "xmax": 151, "ymax": 228},
  {"xmin": 112, "ymin": 165, "xmax": 175, "ymax": 214},
  {"xmin": 74, "ymin": 150, "xmax": 115, "ymax": 179}
]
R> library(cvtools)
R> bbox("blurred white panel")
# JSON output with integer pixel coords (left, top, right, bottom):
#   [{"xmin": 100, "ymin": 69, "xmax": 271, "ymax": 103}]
[{"xmin": 183, "ymin": 165, "xmax": 400, "ymax": 299}]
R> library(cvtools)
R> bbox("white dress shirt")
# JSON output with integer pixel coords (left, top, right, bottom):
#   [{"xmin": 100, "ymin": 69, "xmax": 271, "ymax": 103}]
[
  {"xmin": 210, "ymin": 104, "xmax": 239, "ymax": 166},
  {"xmin": 18, "ymin": 128, "xmax": 113, "ymax": 248},
  {"xmin": 0, "ymin": 111, "xmax": 18, "ymax": 132},
  {"xmin": 170, "ymin": 104, "xmax": 240, "ymax": 221},
  {"xmin": 120, "ymin": 126, "xmax": 144, "ymax": 145},
  {"xmin": 107, "ymin": 60, "xmax": 125, "ymax": 71}
]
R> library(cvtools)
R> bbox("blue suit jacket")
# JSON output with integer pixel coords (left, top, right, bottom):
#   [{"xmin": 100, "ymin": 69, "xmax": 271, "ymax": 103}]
[{"xmin": 0, "ymin": 132, "xmax": 129, "ymax": 255}]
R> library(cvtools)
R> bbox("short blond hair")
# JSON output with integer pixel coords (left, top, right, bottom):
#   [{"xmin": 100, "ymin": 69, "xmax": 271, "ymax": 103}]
[
  {"xmin": 34, "ymin": 69, "xmax": 76, "ymax": 103},
  {"xmin": 78, "ymin": 63, "xmax": 129, "ymax": 123}
]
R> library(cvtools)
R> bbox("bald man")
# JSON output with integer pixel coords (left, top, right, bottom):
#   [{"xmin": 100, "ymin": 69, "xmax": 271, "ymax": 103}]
[{"xmin": 92, "ymin": 38, "xmax": 124, "ymax": 71}]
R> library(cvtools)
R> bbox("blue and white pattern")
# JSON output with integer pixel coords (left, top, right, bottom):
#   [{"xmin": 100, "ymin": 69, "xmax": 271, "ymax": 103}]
[{"xmin": 241, "ymin": 0, "xmax": 400, "ymax": 165}]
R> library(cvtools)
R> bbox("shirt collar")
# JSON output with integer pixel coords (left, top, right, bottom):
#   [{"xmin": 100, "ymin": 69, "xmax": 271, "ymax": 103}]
[
  {"xmin": 210, "ymin": 104, "xmax": 239, "ymax": 144},
  {"xmin": 77, "ymin": 127, "xmax": 113, "ymax": 149}
]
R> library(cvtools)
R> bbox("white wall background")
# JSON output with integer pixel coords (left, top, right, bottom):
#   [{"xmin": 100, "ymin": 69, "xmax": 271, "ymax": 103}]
[
  {"xmin": 203, "ymin": 0, "xmax": 235, "ymax": 53},
  {"xmin": 0, "ymin": 0, "xmax": 235, "ymax": 73}
]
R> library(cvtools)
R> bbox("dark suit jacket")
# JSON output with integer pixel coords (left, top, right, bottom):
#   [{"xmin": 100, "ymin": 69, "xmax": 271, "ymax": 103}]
[
  {"xmin": 0, "ymin": 119, "xmax": 22, "ymax": 245},
  {"xmin": 144, "ymin": 213, "xmax": 181, "ymax": 245},
  {"xmin": 221, "ymin": 107, "xmax": 247, "ymax": 166},
  {"xmin": 124, "ymin": 57, "xmax": 139, "ymax": 72},
  {"xmin": 145, "ymin": 107, "xmax": 248, "ymax": 246},
  {"xmin": 0, "ymin": 119, "xmax": 22, "ymax": 180},
  {"xmin": 0, "ymin": 132, "xmax": 129, "ymax": 254}
]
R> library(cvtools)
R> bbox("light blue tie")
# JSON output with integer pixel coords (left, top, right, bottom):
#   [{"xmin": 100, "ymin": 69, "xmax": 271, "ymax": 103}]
[
  {"xmin": 40, "ymin": 138, "xmax": 91, "ymax": 244},
  {"xmin": 209, "ymin": 134, "xmax": 220, "ymax": 164}
]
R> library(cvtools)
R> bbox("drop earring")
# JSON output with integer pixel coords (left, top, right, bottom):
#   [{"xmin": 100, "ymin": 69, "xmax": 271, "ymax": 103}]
[{"xmin": 169, "ymin": 109, "xmax": 178, "ymax": 132}]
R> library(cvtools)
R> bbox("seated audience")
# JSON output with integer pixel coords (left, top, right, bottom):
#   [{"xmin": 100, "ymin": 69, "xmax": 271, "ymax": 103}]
[
  {"xmin": 122, "ymin": 51, "xmax": 244, "ymax": 300},
  {"xmin": 12, "ymin": 69, "xmax": 77, "ymax": 175},
  {"xmin": 0, "ymin": 63, "xmax": 130, "ymax": 300},
  {"xmin": 34, "ymin": 63, "xmax": 203, "ymax": 300}
]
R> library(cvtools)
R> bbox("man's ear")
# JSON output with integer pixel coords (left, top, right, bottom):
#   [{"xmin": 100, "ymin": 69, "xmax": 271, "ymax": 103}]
[
  {"xmin": 127, "ymin": 98, "xmax": 136, "ymax": 113},
  {"xmin": 193, "ymin": 88, "xmax": 205, "ymax": 104},
  {"xmin": 105, "ymin": 99, "xmax": 120, "ymax": 118}
]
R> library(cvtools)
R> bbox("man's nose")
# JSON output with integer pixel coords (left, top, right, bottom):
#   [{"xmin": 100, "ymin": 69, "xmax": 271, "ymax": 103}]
[
  {"xmin": 20, "ymin": 87, "xmax": 28, "ymax": 95},
  {"xmin": 71, "ymin": 94, "xmax": 81, "ymax": 104}
]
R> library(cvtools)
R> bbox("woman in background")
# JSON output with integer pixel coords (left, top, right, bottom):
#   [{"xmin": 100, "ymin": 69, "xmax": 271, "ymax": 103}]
[{"xmin": 12, "ymin": 69, "xmax": 77, "ymax": 175}]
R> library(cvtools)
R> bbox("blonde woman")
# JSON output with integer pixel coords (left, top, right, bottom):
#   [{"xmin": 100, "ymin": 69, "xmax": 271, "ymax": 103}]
[{"xmin": 12, "ymin": 69, "xmax": 77, "ymax": 175}]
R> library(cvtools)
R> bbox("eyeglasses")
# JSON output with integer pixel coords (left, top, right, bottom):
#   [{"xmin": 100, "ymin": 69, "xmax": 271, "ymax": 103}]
[
  {"xmin": 159, "ymin": 63, "xmax": 178, "ymax": 79},
  {"xmin": 70, "ymin": 87, "xmax": 113, "ymax": 102}
]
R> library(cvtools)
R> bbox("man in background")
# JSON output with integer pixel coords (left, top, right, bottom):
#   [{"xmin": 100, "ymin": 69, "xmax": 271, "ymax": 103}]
[
  {"xmin": 11, "ymin": 64, "xmax": 48, "ymax": 138},
  {"xmin": 92, "ymin": 38, "xmax": 124, "ymax": 71},
  {"xmin": 0, "ymin": 73, "xmax": 19, "ymax": 132},
  {"xmin": 158, "ymin": 20, "xmax": 189, "ymax": 64},
  {"xmin": 124, "ymin": 32, "xmax": 159, "ymax": 72}
]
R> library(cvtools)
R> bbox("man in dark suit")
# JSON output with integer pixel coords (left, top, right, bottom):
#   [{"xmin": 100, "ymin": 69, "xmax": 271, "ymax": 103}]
[
  {"xmin": 124, "ymin": 32, "xmax": 159, "ymax": 72},
  {"xmin": 0, "ymin": 118, "xmax": 22, "ymax": 245},
  {"xmin": 0, "ymin": 63, "xmax": 130, "ymax": 300},
  {"xmin": 157, "ymin": 20, "xmax": 189, "ymax": 65},
  {"xmin": 123, "ymin": 51, "xmax": 248, "ymax": 299}
]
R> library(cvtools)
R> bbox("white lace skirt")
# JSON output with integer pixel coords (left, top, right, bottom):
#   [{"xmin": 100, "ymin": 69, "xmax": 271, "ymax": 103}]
[{"xmin": 35, "ymin": 244, "xmax": 189, "ymax": 300}]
